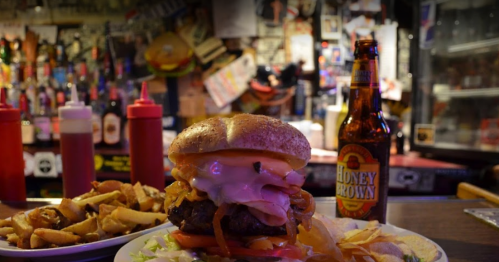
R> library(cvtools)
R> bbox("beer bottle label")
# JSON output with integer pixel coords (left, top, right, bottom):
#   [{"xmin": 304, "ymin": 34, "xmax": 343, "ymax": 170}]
[
  {"xmin": 336, "ymin": 144, "xmax": 380, "ymax": 219},
  {"xmin": 350, "ymin": 60, "xmax": 379, "ymax": 88}
]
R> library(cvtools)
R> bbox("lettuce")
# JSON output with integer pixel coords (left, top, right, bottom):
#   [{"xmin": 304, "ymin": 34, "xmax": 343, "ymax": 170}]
[{"xmin": 130, "ymin": 233, "xmax": 197, "ymax": 262}]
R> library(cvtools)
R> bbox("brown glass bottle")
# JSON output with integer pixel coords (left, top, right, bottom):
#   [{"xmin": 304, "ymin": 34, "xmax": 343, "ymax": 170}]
[{"xmin": 335, "ymin": 40, "xmax": 391, "ymax": 223}]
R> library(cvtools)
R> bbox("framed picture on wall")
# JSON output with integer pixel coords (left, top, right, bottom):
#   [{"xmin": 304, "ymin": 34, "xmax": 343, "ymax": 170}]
[{"xmin": 321, "ymin": 15, "xmax": 342, "ymax": 40}]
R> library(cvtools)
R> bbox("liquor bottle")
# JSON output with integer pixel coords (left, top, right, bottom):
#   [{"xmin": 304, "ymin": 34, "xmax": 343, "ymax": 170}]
[
  {"xmin": 23, "ymin": 63, "xmax": 37, "ymax": 115},
  {"xmin": 43, "ymin": 60, "xmax": 56, "ymax": 110},
  {"xmin": 59, "ymin": 85, "xmax": 95, "ymax": 198},
  {"xmin": 102, "ymin": 86, "xmax": 122, "ymax": 148},
  {"xmin": 34, "ymin": 86, "xmax": 52, "ymax": 147},
  {"xmin": 36, "ymin": 40, "xmax": 50, "ymax": 82},
  {"xmin": 124, "ymin": 57, "xmax": 137, "ymax": 103},
  {"xmin": 51, "ymin": 85, "xmax": 66, "ymax": 147},
  {"xmin": 77, "ymin": 60, "xmax": 90, "ymax": 105},
  {"xmin": 0, "ymin": 36, "xmax": 11, "ymax": 65},
  {"xmin": 19, "ymin": 89, "xmax": 34, "ymax": 145},
  {"xmin": 53, "ymin": 61, "xmax": 66, "ymax": 89},
  {"xmin": 90, "ymin": 85, "xmax": 102, "ymax": 146},
  {"xmin": 10, "ymin": 38, "xmax": 23, "ymax": 90},
  {"xmin": 115, "ymin": 60, "xmax": 131, "ymax": 115},
  {"xmin": 55, "ymin": 40, "xmax": 66, "ymax": 64},
  {"xmin": 65, "ymin": 62, "xmax": 75, "ymax": 97},
  {"xmin": 336, "ymin": 40, "xmax": 391, "ymax": 223},
  {"xmin": 293, "ymin": 64, "xmax": 305, "ymax": 117},
  {"xmin": 69, "ymin": 33, "xmax": 82, "ymax": 62},
  {"xmin": 0, "ymin": 37, "xmax": 11, "ymax": 88}
]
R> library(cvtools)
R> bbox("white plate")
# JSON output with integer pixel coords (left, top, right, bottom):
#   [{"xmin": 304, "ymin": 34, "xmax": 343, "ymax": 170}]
[
  {"xmin": 0, "ymin": 207, "xmax": 173, "ymax": 262},
  {"xmin": 115, "ymin": 218, "xmax": 448, "ymax": 262}
]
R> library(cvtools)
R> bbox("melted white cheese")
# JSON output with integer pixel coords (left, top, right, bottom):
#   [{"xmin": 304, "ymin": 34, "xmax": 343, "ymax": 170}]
[{"xmin": 187, "ymin": 155, "xmax": 305, "ymax": 226}]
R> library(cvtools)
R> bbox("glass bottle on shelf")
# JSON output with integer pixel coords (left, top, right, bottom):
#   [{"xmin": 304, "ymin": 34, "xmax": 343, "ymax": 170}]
[
  {"xmin": 34, "ymin": 86, "xmax": 52, "ymax": 147},
  {"xmin": 43, "ymin": 60, "xmax": 56, "ymax": 110},
  {"xmin": 19, "ymin": 89, "xmax": 34, "ymax": 145},
  {"xmin": 23, "ymin": 63, "xmax": 37, "ymax": 115},
  {"xmin": 102, "ymin": 86, "xmax": 122, "ymax": 148},
  {"xmin": 77, "ymin": 60, "xmax": 90, "ymax": 105},
  {"xmin": 36, "ymin": 40, "xmax": 50, "ymax": 82},
  {"xmin": 90, "ymin": 85, "xmax": 102, "ymax": 147}
]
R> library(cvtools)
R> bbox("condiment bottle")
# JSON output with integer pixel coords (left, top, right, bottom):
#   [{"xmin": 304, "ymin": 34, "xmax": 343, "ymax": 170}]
[
  {"xmin": 127, "ymin": 82, "xmax": 164, "ymax": 189},
  {"xmin": 58, "ymin": 85, "xmax": 95, "ymax": 198},
  {"xmin": 0, "ymin": 88, "xmax": 26, "ymax": 201}
]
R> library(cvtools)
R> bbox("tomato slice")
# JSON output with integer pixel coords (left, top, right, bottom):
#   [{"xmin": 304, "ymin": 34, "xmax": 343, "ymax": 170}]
[
  {"xmin": 206, "ymin": 245, "xmax": 303, "ymax": 260},
  {"xmin": 170, "ymin": 230, "xmax": 242, "ymax": 249}
]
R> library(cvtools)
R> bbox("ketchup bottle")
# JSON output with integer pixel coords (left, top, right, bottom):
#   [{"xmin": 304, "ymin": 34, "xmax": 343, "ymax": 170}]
[
  {"xmin": 59, "ymin": 85, "xmax": 95, "ymax": 198},
  {"xmin": 0, "ymin": 88, "xmax": 26, "ymax": 201},
  {"xmin": 127, "ymin": 82, "xmax": 164, "ymax": 189}
]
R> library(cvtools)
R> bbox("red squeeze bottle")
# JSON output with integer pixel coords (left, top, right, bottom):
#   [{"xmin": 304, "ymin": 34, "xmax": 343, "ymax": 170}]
[
  {"xmin": 0, "ymin": 88, "xmax": 26, "ymax": 201},
  {"xmin": 127, "ymin": 82, "xmax": 164, "ymax": 189}
]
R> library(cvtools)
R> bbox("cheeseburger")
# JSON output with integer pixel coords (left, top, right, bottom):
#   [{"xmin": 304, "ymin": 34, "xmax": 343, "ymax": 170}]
[{"xmin": 165, "ymin": 114, "xmax": 316, "ymax": 261}]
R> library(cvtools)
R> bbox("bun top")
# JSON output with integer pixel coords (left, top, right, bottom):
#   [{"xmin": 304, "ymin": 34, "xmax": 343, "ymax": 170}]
[{"xmin": 168, "ymin": 114, "xmax": 311, "ymax": 169}]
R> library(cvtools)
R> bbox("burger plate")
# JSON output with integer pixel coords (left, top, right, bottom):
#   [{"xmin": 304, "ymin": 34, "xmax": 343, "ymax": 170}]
[{"xmin": 114, "ymin": 215, "xmax": 449, "ymax": 262}]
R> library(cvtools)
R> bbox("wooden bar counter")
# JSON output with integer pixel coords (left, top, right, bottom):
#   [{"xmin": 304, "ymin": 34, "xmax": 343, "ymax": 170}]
[{"xmin": 1, "ymin": 197, "xmax": 498, "ymax": 262}]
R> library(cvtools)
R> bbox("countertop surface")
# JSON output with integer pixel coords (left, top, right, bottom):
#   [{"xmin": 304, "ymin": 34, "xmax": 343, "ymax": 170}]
[{"xmin": 0, "ymin": 197, "xmax": 497, "ymax": 262}]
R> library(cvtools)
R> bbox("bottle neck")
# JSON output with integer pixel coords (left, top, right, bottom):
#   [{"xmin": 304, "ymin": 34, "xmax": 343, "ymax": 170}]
[{"xmin": 348, "ymin": 57, "xmax": 383, "ymax": 115}]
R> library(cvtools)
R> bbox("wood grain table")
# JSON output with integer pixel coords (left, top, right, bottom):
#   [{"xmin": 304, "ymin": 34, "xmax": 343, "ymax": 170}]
[{"xmin": 0, "ymin": 197, "xmax": 498, "ymax": 262}]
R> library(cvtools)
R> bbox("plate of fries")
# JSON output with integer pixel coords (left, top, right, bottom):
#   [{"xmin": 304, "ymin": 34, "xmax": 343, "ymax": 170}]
[
  {"xmin": 0, "ymin": 180, "xmax": 172, "ymax": 262},
  {"xmin": 116, "ymin": 213, "xmax": 447, "ymax": 262}
]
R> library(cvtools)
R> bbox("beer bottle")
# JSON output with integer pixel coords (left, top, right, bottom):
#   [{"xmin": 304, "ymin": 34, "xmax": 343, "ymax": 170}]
[{"xmin": 335, "ymin": 40, "xmax": 391, "ymax": 223}]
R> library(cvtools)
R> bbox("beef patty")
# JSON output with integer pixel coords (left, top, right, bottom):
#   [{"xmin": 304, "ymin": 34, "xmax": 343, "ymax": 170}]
[{"xmin": 168, "ymin": 199, "xmax": 297, "ymax": 236}]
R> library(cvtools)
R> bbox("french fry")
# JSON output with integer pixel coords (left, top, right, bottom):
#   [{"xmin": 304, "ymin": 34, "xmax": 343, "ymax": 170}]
[
  {"xmin": 111, "ymin": 206, "xmax": 167, "ymax": 225},
  {"xmin": 61, "ymin": 217, "xmax": 97, "ymax": 237},
  {"xmin": 92, "ymin": 180, "xmax": 123, "ymax": 194},
  {"xmin": 0, "ymin": 227, "xmax": 14, "ymax": 237},
  {"xmin": 109, "ymin": 199, "xmax": 126, "ymax": 207},
  {"xmin": 12, "ymin": 212, "xmax": 33, "ymax": 239},
  {"xmin": 98, "ymin": 204, "xmax": 118, "ymax": 221},
  {"xmin": 100, "ymin": 216, "xmax": 130, "ymax": 234},
  {"xmin": 28, "ymin": 208, "xmax": 53, "ymax": 229},
  {"xmin": 120, "ymin": 183, "xmax": 139, "ymax": 210},
  {"xmin": 30, "ymin": 233, "xmax": 48, "ymax": 249},
  {"xmin": 58, "ymin": 198, "xmax": 86, "ymax": 223},
  {"xmin": 133, "ymin": 182, "xmax": 155, "ymax": 211},
  {"xmin": 152, "ymin": 200, "xmax": 163, "ymax": 213},
  {"xmin": 6, "ymin": 233, "xmax": 19, "ymax": 244},
  {"xmin": 34, "ymin": 228, "xmax": 81, "ymax": 246},
  {"xmin": 17, "ymin": 237, "xmax": 30, "ymax": 249},
  {"xmin": 0, "ymin": 219, "xmax": 12, "ymax": 227},
  {"xmin": 73, "ymin": 190, "xmax": 122, "ymax": 207},
  {"xmin": 83, "ymin": 232, "xmax": 100, "ymax": 243}
]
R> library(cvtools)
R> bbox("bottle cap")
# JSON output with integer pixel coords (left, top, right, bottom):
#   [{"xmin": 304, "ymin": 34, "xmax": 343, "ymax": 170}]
[
  {"xmin": 127, "ymin": 82, "xmax": 162, "ymax": 119},
  {"xmin": 0, "ymin": 88, "xmax": 19, "ymax": 122},
  {"xmin": 58, "ymin": 85, "xmax": 92, "ymax": 120}
]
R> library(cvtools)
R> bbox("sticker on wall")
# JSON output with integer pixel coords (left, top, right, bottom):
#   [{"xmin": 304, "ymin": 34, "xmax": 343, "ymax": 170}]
[
  {"xmin": 23, "ymin": 151, "xmax": 34, "ymax": 176},
  {"xmin": 33, "ymin": 152, "xmax": 57, "ymax": 178},
  {"xmin": 321, "ymin": 15, "xmax": 342, "ymax": 40},
  {"xmin": 415, "ymin": 124, "xmax": 435, "ymax": 146}
]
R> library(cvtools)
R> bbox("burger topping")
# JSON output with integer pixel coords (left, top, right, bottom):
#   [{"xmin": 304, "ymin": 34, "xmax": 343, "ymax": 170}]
[
  {"xmin": 253, "ymin": 162, "xmax": 262, "ymax": 174},
  {"xmin": 178, "ymin": 154, "xmax": 305, "ymax": 227},
  {"xmin": 213, "ymin": 203, "xmax": 230, "ymax": 257}
]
